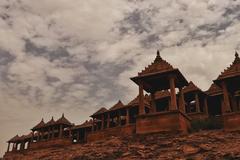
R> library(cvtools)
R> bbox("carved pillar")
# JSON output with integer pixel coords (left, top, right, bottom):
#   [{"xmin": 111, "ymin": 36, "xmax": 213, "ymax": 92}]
[
  {"xmin": 107, "ymin": 113, "xmax": 110, "ymax": 128},
  {"xmin": 139, "ymin": 82, "xmax": 145, "ymax": 115},
  {"xmin": 151, "ymin": 92, "xmax": 157, "ymax": 112},
  {"xmin": 204, "ymin": 98, "xmax": 209, "ymax": 115},
  {"xmin": 59, "ymin": 125, "xmax": 63, "ymax": 138},
  {"xmin": 101, "ymin": 114, "xmax": 104, "ymax": 130},
  {"xmin": 221, "ymin": 81, "xmax": 231, "ymax": 113},
  {"xmin": 179, "ymin": 88, "xmax": 185, "ymax": 113},
  {"xmin": 126, "ymin": 108, "xmax": 130, "ymax": 125},
  {"xmin": 195, "ymin": 93, "xmax": 200, "ymax": 112},
  {"xmin": 7, "ymin": 142, "xmax": 10, "ymax": 152},
  {"xmin": 169, "ymin": 76, "xmax": 177, "ymax": 110}
]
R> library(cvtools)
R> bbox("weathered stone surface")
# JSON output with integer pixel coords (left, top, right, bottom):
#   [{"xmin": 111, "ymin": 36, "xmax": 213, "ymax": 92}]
[
  {"xmin": 3, "ymin": 130, "xmax": 240, "ymax": 160},
  {"xmin": 182, "ymin": 145, "xmax": 200, "ymax": 156}
]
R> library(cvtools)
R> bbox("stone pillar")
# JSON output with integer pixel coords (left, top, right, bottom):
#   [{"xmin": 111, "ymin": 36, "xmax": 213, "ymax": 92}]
[
  {"xmin": 20, "ymin": 142, "xmax": 24, "ymax": 151},
  {"xmin": 47, "ymin": 127, "xmax": 50, "ymax": 140},
  {"xmin": 53, "ymin": 127, "xmax": 56, "ymax": 139},
  {"xmin": 139, "ymin": 82, "xmax": 145, "ymax": 115},
  {"xmin": 83, "ymin": 129, "xmax": 87, "ymax": 142},
  {"xmin": 59, "ymin": 125, "xmax": 63, "ymax": 138},
  {"xmin": 101, "ymin": 114, "xmax": 104, "ymax": 130},
  {"xmin": 221, "ymin": 82, "xmax": 231, "ymax": 113},
  {"xmin": 77, "ymin": 131, "xmax": 80, "ymax": 142},
  {"xmin": 69, "ymin": 129, "xmax": 72, "ymax": 138},
  {"xmin": 204, "ymin": 98, "xmax": 209, "ymax": 115},
  {"xmin": 92, "ymin": 118, "xmax": 95, "ymax": 132},
  {"xmin": 118, "ymin": 111, "xmax": 121, "ymax": 126},
  {"xmin": 179, "ymin": 88, "xmax": 185, "ymax": 113},
  {"xmin": 37, "ymin": 131, "xmax": 40, "ymax": 141},
  {"xmin": 14, "ymin": 143, "xmax": 17, "ymax": 151},
  {"xmin": 126, "ymin": 108, "xmax": 130, "ymax": 125},
  {"xmin": 31, "ymin": 132, "xmax": 34, "ymax": 142},
  {"xmin": 169, "ymin": 76, "xmax": 177, "ymax": 110},
  {"xmin": 107, "ymin": 113, "xmax": 110, "ymax": 128},
  {"xmin": 7, "ymin": 142, "xmax": 10, "ymax": 152},
  {"xmin": 151, "ymin": 92, "xmax": 157, "ymax": 112},
  {"xmin": 195, "ymin": 93, "xmax": 200, "ymax": 112}
]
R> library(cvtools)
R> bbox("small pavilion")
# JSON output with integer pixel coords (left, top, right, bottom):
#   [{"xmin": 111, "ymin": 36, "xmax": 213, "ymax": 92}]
[
  {"xmin": 205, "ymin": 83, "xmax": 223, "ymax": 116},
  {"xmin": 182, "ymin": 81, "xmax": 209, "ymax": 120},
  {"xmin": 71, "ymin": 120, "xmax": 93, "ymax": 143},
  {"xmin": 131, "ymin": 50, "xmax": 191, "ymax": 134},
  {"xmin": 213, "ymin": 52, "xmax": 240, "ymax": 130},
  {"xmin": 90, "ymin": 107, "xmax": 108, "ymax": 131}
]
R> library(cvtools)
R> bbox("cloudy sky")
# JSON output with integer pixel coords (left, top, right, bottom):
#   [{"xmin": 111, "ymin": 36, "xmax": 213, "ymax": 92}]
[{"xmin": 0, "ymin": 0, "xmax": 240, "ymax": 156}]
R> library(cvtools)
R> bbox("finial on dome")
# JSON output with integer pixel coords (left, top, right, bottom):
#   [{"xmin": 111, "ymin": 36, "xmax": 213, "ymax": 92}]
[
  {"xmin": 154, "ymin": 50, "xmax": 162, "ymax": 63},
  {"xmin": 41, "ymin": 118, "xmax": 44, "ymax": 122},
  {"xmin": 234, "ymin": 51, "xmax": 240, "ymax": 64},
  {"xmin": 235, "ymin": 51, "xmax": 239, "ymax": 58},
  {"xmin": 62, "ymin": 113, "xmax": 64, "ymax": 117}
]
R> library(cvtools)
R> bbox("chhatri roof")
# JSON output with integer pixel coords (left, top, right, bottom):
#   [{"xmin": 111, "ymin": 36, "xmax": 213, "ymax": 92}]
[
  {"xmin": 8, "ymin": 135, "xmax": 20, "ymax": 143},
  {"xmin": 205, "ymin": 83, "xmax": 223, "ymax": 96},
  {"xmin": 71, "ymin": 120, "xmax": 93, "ymax": 130},
  {"xmin": 138, "ymin": 50, "xmax": 175, "ymax": 76},
  {"xmin": 127, "ymin": 94, "xmax": 150, "ymax": 107},
  {"xmin": 109, "ymin": 100, "xmax": 125, "ymax": 111},
  {"xmin": 183, "ymin": 81, "xmax": 202, "ymax": 93},
  {"xmin": 45, "ymin": 117, "xmax": 56, "ymax": 127},
  {"xmin": 56, "ymin": 114, "xmax": 72, "ymax": 126},
  {"xmin": 32, "ymin": 118, "xmax": 45, "ymax": 130},
  {"xmin": 216, "ymin": 51, "xmax": 240, "ymax": 81},
  {"xmin": 91, "ymin": 107, "xmax": 108, "ymax": 117},
  {"xmin": 131, "ymin": 51, "xmax": 188, "ymax": 92}
]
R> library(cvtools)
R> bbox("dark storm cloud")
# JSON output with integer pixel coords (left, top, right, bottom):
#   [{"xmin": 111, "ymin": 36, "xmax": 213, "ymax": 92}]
[
  {"xmin": 25, "ymin": 39, "xmax": 70, "ymax": 61},
  {"xmin": 118, "ymin": 8, "xmax": 154, "ymax": 34},
  {"xmin": 0, "ymin": 49, "xmax": 15, "ymax": 65}
]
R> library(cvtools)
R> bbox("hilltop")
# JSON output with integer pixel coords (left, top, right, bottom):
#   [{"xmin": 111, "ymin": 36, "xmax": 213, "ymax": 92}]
[{"xmin": 3, "ymin": 130, "xmax": 240, "ymax": 160}]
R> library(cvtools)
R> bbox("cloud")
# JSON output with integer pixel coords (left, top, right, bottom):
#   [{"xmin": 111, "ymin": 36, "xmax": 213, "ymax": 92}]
[{"xmin": 0, "ymin": 0, "xmax": 240, "ymax": 156}]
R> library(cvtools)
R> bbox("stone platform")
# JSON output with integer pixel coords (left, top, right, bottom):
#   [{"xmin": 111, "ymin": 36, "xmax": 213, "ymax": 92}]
[
  {"xmin": 223, "ymin": 112, "xmax": 240, "ymax": 131},
  {"xmin": 136, "ymin": 110, "xmax": 191, "ymax": 134},
  {"xmin": 87, "ymin": 124, "xmax": 136, "ymax": 142}
]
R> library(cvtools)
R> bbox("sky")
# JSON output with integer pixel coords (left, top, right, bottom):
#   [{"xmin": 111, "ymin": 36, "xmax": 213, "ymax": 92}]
[{"xmin": 0, "ymin": 0, "xmax": 240, "ymax": 156}]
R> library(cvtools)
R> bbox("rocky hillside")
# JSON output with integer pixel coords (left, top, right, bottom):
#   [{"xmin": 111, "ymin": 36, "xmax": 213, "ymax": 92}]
[{"xmin": 4, "ymin": 130, "xmax": 240, "ymax": 160}]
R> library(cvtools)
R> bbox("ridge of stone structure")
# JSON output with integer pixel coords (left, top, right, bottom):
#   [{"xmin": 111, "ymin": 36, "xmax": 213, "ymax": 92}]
[
  {"xmin": 205, "ymin": 83, "xmax": 223, "ymax": 96},
  {"xmin": 183, "ymin": 81, "xmax": 202, "ymax": 93},
  {"xmin": 109, "ymin": 100, "xmax": 125, "ymax": 111},
  {"xmin": 216, "ymin": 51, "xmax": 240, "ymax": 80},
  {"xmin": 138, "ymin": 50, "xmax": 174, "ymax": 76},
  {"xmin": 91, "ymin": 107, "xmax": 108, "ymax": 117}
]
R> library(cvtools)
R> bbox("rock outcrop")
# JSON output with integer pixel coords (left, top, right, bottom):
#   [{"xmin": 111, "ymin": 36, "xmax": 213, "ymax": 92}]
[{"xmin": 4, "ymin": 130, "xmax": 240, "ymax": 160}]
